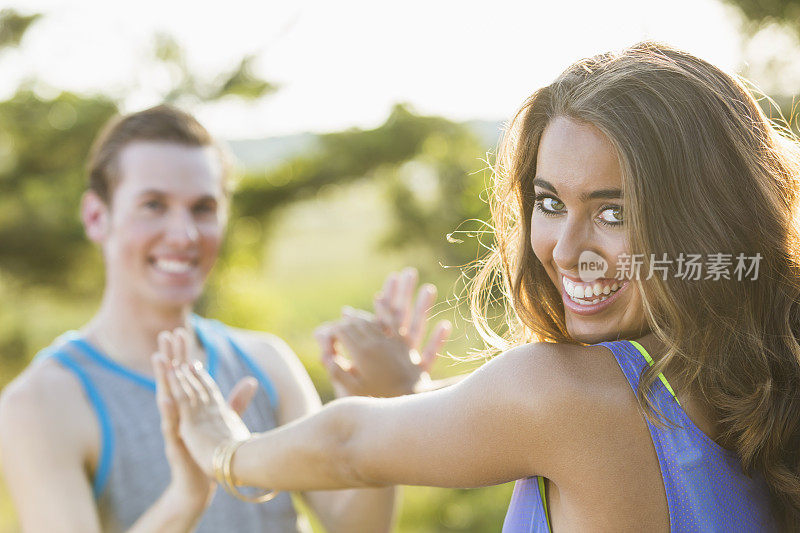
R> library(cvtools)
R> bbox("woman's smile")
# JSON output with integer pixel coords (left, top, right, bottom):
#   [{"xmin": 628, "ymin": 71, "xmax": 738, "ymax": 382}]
[{"xmin": 560, "ymin": 274, "xmax": 630, "ymax": 316}]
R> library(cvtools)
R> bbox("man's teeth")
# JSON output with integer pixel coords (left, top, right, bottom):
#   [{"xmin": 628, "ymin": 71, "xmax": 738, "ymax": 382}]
[
  {"xmin": 154, "ymin": 259, "xmax": 193, "ymax": 273},
  {"xmin": 563, "ymin": 277, "xmax": 621, "ymax": 305}
]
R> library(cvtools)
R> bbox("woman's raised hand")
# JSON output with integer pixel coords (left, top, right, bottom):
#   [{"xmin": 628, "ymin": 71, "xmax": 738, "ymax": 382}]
[{"xmin": 152, "ymin": 327, "xmax": 253, "ymax": 478}]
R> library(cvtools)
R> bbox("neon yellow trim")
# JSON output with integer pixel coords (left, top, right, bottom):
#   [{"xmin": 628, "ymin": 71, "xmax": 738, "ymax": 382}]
[
  {"xmin": 628, "ymin": 340, "xmax": 681, "ymax": 406},
  {"xmin": 538, "ymin": 476, "xmax": 552, "ymax": 532}
]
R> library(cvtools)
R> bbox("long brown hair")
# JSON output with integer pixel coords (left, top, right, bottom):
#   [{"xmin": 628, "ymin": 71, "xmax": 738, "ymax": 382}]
[{"xmin": 472, "ymin": 41, "xmax": 800, "ymax": 527}]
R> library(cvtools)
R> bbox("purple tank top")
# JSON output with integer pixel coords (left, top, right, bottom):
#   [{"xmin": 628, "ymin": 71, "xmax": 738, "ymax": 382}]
[{"xmin": 502, "ymin": 339, "xmax": 777, "ymax": 532}]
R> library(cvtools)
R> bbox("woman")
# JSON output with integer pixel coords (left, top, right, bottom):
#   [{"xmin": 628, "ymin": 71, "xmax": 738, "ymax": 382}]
[{"xmin": 154, "ymin": 41, "xmax": 800, "ymax": 531}]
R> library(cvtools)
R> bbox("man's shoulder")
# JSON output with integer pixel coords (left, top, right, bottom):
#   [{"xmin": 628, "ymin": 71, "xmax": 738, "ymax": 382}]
[
  {"xmin": 224, "ymin": 326, "xmax": 291, "ymax": 357},
  {"xmin": 210, "ymin": 322, "xmax": 304, "ymax": 380},
  {"xmin": 0, "ymin": 357, "xmax": 97, "ymax": 451},
  {"xmin": 2, "ymin": 358, "xmax": 86, "ymax": 415},
  {"xmin": 209, "ymin": 322, "xmax": 320, "ymax": 419}
]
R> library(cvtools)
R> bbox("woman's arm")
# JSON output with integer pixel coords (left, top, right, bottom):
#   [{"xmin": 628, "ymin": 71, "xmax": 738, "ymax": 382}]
[
  {"xmin": 159, "ymin": 332, "xmax": 580, "ymax": 492},
  {"xmin": 234, "ymin": 347, "xmax": 552, "ymax": 490},
  {"xmin": 232, "ymin": 330, "xmax": 396, "ymax": 533}
]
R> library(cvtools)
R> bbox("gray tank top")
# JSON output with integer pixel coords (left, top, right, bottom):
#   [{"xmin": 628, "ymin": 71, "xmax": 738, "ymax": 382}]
[{"xmin": 42, "ymin": 315, "xmax": 301, "ymax": 532}]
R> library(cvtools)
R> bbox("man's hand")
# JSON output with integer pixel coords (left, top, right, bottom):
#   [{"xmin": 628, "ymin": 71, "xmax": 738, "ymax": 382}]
[
  {"xmin": 152, "ymin": 329, "xmax": 256, "ymax": 500},
  {"xmin": 315, "ymin": 267, "xmax": 451, "ymax": 398}
]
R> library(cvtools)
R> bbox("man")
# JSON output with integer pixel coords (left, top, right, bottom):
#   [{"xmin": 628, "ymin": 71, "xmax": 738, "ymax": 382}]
[{"xmin": 0, "ymin": 105, "xmax": 444, "ymax": 532}]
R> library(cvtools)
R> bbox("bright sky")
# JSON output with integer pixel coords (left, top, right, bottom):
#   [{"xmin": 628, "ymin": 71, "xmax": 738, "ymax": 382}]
[{"xmin": 0, "ymin": 0, "xmax": 774, "ymax": 139}]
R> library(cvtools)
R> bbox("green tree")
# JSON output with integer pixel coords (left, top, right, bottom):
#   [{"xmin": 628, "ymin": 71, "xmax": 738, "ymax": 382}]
[
  {"xmin": 0, "ymin": 9, "xmax": 490, "ymax": 370},
  {"xmin": 722, "ymin": 0, "xmax": 800, "ymax": 132},
  {"xmin": 0, "ymin": 8, "xmax": 40, "ymax": 50},
  {"xmin": 0, "ymin": 10, "xmax": 278, "ymax": 289},
  {"xmin": 0, "ymin": 10, "xmax": 279, "ymax": 374},
  {"xmin": 722, "ymin": 0, "xmax": 800, "ymax": 38},
  {"xmin": 232, "ymin": 103, "xmax": 490, "ymax": 268}
]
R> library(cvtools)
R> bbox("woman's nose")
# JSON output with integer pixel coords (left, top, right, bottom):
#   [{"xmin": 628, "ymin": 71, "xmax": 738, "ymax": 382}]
[{"xmin": 551, "ymin": 215, "xmax": 591, "ymax": 273}]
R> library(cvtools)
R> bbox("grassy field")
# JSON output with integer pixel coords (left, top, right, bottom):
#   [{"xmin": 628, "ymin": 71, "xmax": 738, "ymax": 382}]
[{"xmin": 0, "ymin": 180, "xmax": 514, "ymax": 532}]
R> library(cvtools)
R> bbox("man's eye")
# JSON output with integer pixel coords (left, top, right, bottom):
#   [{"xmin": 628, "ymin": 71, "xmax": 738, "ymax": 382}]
[{"xmin": 144, "ymin": 200, "xmax": 164, "ymax": 210}]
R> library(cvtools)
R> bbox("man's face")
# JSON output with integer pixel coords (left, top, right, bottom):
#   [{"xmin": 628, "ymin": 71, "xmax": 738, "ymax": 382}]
[{"xmin": 99, "ymin": 141, "xmax": 226, "ymax": 307}]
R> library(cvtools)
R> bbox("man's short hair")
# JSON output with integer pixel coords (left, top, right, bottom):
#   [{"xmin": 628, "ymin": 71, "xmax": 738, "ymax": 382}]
[{"xmin": 87, "ymin": 105, "xmax": 231, "ymax": 204}]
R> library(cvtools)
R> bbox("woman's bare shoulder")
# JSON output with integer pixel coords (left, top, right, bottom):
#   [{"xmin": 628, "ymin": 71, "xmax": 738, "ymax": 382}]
[
  {"xmin": 460, "ymin": 341, "xmax": 631, "ymax": 433},
  {"xmin": 488, "ymin": 343, "xmax": 636, "ymax": 447},
  {"xmin": 491, "ymin": 341, "xmax": 629, "ymax": 399}
]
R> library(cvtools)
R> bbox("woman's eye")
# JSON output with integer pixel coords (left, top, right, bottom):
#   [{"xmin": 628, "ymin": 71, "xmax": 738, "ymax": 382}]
[
  {"xmin": 599, "ymin": 205, "xmax": 624, "ymax": 226},
  {"xmin": 144, "ymin": 200, "xmax": 164, "ymax": 210},
  {"xmin": 543, "ymin": 197, "xmax": 565, "ymax": 211},
  {"xmin": 534, "ymin": 194, "xmax": 565, "ymax": 215}
]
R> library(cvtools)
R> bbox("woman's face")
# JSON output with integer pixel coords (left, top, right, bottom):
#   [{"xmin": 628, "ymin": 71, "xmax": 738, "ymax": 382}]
[{"xmin": 530, "ymin": 116, "xmax": 648, "ymax": 343}]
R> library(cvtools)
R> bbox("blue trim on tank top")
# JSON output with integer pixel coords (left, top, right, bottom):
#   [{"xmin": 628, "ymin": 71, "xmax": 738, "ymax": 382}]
[
  {"xmin": 63, "ymin": 317, "xmax": 220, "ymax": 393},
  {"xmin": 68, "ymin": 338, "xmax": 158, "ymax": 392},
  {"xmin": 203, "ymin": 318, "xmax": 281, "ymax": 411},
  {"xmin": 41, "ymin": 316, "xmax": 278, "ymax": 497},
  {"xmin": 45, "ymin": 318, "xmax": 220, "ymax": 497},
  {"xmin": 192, "ymin": 314, "xmax": 219, "ymax": 377},
  {"xmin": 48, "ymin": 351, "xmax": 115, "ymax": 499},
  {"xmin": 32, "ymin": 330, "xmax": 81, "ymax": 362}
]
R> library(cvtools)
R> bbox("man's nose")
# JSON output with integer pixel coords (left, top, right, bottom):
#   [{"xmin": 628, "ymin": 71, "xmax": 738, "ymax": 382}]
[{"xmin": 164, "ymin": 209, "xmax": 199, "ymax": 247}]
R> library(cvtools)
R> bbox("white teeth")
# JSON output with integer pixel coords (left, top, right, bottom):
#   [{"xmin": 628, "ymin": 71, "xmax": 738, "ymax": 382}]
[
  {"xmin": 155, "ymin": 259, "xmax": 192, "ymax": 274},
  {"xmin": 564, "ymin": 279, "xmax": 574, "ymax": 297},
  {"xmin": 562, "ymin": 275, "xmax": 623, "ymax": 306}
]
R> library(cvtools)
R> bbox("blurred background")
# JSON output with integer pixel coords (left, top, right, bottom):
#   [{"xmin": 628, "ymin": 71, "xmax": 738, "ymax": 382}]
[{"xmin": 1, "ymin": 0, "xmax": 799, "ymax": 531}]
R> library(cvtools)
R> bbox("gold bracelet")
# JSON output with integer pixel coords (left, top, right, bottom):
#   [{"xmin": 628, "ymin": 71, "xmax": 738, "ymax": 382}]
[
  {"xmin": 213, "ymin": 438, "xmax": 280, "ymax": 503},
  {"xmin": 212, "ymin": 440, "xmax": 230, "ymax": 486}
]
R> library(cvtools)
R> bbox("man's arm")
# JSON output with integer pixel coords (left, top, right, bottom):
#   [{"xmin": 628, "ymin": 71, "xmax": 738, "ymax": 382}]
[
  {"xmin": 237, "ymin": 332, "xmax": 396, "ymax": 533},
  {"xmin": 0, "ymin": 363, "xmax": 102, "ymax": 533},
  {"xmin": 0, "ymin": 358, "xmax": 229, "ymax": 533}
]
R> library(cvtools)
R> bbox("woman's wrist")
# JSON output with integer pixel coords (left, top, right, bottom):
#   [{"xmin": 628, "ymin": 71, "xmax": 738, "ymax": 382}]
[
  {"xmin": 231, "ymin": 435, "xmax": 256, "ymax": 488},
  {"xmin": 213, "ymin": 435, "xmax": 280, "ymax": 502}
]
